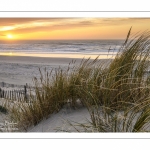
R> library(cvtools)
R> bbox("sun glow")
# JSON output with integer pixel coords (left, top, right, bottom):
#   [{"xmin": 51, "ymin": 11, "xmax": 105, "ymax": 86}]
[{"xmin": 7, "ymin": 34, "xmax": 13, "ymax": 39}]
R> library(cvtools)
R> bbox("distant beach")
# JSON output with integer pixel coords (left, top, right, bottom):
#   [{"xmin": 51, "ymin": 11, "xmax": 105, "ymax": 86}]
[{"xmin": 0, "ymin": 55, "xmax": 112, "ymax": 86}]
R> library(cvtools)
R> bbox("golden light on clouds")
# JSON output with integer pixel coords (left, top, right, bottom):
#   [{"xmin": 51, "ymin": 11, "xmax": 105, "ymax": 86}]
[{"xmin": 0, "ymin": 18, "xmax": 150, "ymax": 40}]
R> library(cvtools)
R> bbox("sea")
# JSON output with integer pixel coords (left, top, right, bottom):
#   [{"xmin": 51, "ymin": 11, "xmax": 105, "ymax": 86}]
[{"xmin": 0, "ymin": 40, "xmax": 124, "ymax": 57}]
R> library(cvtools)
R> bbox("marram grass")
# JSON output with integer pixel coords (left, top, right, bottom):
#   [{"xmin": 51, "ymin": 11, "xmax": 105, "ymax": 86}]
[{"xmin": 7, "ymin": 29, "xmax": 150, "ymax": 132}]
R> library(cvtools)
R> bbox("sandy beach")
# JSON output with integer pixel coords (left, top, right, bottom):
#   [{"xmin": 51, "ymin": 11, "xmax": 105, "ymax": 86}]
[
  {"xmin": 0, "ymin": 55, "xmax": 83, "ymax": 86},
  {"xmin": 0, "ymin": 55, "xmax": 111, "ymax": 86}
]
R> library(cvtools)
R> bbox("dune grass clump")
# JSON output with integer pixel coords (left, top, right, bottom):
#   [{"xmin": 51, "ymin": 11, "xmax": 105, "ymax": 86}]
[
  {"xmin": 102, "ymin": 29, "xmax": 150, "ymax": 109},
  {"xmin": 8, "ymin": 29, "xmax": 150, "ymax": 132},
  {"xmin": 9, "ymin": 68, "xmax": 70, "ymax": 130},
  {"xmin": 66, "ymin": 101, "xmax": 150, "ymax": 132}
]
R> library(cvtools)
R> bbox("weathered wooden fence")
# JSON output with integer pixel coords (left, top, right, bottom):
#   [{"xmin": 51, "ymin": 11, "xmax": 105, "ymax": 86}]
[{"xmin": 0, "ymin": 84, "xmax": 30, "ymax": 102}]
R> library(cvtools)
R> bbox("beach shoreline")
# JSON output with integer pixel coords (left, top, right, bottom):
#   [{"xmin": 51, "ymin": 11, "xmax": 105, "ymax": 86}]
[{"xmin": 0, "ymin": 52, "xmax": 115, "ymax": 60}]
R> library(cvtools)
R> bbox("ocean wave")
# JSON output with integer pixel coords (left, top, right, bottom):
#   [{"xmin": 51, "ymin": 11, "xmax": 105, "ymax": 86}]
[{"xmin": 0, "ymin": 40, "xmax": 123, "ymax": 54}]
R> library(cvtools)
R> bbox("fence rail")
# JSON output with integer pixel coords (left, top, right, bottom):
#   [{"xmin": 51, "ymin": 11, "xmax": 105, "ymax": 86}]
[{"xmin": 0, "ymin": 82, "xmax": 25, "ymax": 88}]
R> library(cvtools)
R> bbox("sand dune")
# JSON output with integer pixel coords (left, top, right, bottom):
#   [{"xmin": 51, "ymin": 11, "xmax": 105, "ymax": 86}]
[{"xmin": 28, "ymin": 106, "xmax": 90, "ymax": 132}]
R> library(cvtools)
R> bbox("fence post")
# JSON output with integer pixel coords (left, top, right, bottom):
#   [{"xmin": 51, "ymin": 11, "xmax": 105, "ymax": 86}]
[
  {"xmin": 9, "ymin": 90, "xmax": 10, "ymax": 99},
  {"xmin": 24, "ymin": 85, "xmax": 27, "ymax": 101},
  {"xmin": 2, "ymin": 90, "xmax": 4, "ymax": 98},
  {"xmin": 0, "ymin": 88, "xmax": 1, "ymax": 98},
  {"xmin": 2, "ymin": 82, "xmax": 4, "ymax": 87}
]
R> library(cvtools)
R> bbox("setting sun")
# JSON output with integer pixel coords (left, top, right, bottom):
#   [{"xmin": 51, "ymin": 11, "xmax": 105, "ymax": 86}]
[{"xmin": 7, "ymin": 34, "xmax": 13, "ymax": 39}]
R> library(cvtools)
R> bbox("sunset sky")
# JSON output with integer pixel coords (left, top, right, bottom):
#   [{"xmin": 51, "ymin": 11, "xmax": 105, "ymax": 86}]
[{"xmin": 0, "ymin": 18, "xmax": 150, "ymax": 40}]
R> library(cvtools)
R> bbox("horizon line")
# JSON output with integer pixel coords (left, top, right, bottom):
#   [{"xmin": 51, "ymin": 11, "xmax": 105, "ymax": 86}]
[{"xmin": 0, "ymin": 39, "xmax": 126, "ymax": 41}]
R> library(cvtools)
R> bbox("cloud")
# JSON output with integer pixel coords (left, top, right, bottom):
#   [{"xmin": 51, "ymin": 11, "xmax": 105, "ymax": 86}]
[
  {"xmin": 0, "ymin": 18, "xmax": 98, "ymax": 34},
  {"xmin": 0, "ymin": 34, "xmax": 6, "ymax": 37},
  {"xmin": 91, "ymin": 18, "xmax": 150, "ymax": 26},
  {"xmin": 0, "ymin": 18, "xmax": 71, "ymax": 26},
  {"xmin": 79, "ymin": 20, "xmax": 94, "ymax": 26},
  {"xmin": 0, "ymin": 18, "xmax": 150, "ymax": 36}
]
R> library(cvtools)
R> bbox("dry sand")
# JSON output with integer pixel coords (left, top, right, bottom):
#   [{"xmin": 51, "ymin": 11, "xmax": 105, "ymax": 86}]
[
  {"xmin": 0, "ymin": 55, "xmax": 111, "ymax": 86},
  {"xmin": 28, "ymin": 105, "xmax": 91, "ymax": 132},
  {"xmin": 0, "ymin": 55, "xmax": 111, "ymax": 132},
  {"xmin": 0, "ymin": 55, "xmax": 83, "ymax": 86}
]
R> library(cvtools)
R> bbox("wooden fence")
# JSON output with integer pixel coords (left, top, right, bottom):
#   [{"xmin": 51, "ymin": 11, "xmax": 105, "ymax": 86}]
[{"xmin": 0, "ymin": 84, "xmax": 30, "ymax": 102}]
